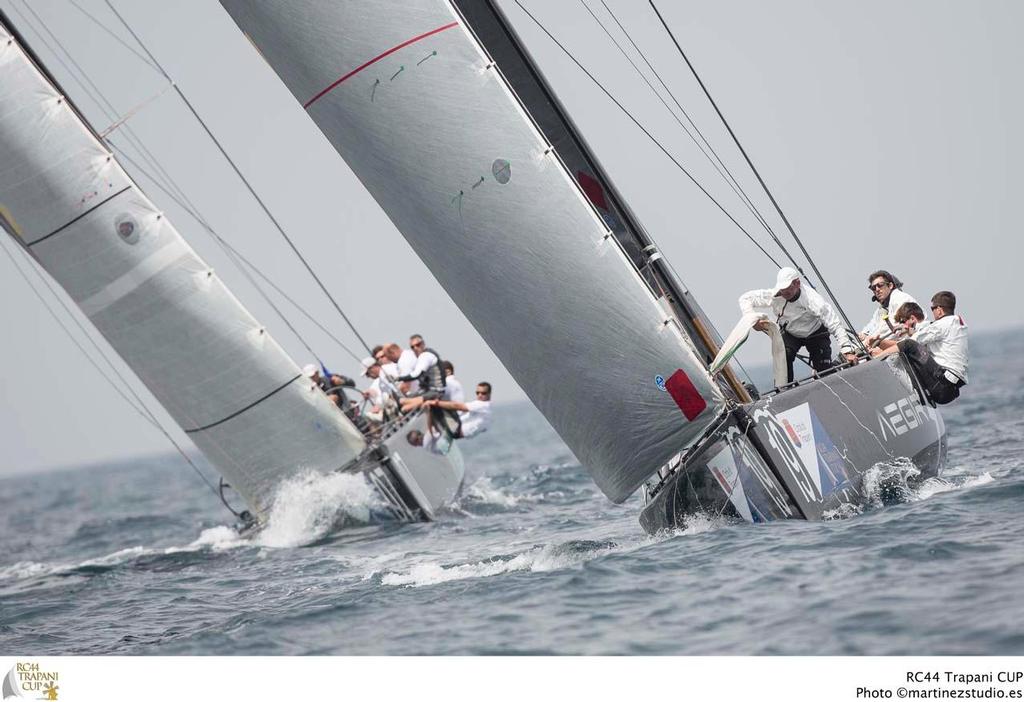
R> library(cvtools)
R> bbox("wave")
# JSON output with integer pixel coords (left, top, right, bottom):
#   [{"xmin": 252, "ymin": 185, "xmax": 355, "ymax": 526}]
[
  {"xmin": 379, "ymin": 539, "xmax": 620, "ymax": 588},
  {"xmin": 256, "ymin": 471, "xmax": 384, "ymax": 548},
  {"xmin": 376, "ymin": 511, "xmax": 734, "ymax": 588},
  {"xmin": 0, "ymin": 526, "xmax": 248, "ymax": 583}
]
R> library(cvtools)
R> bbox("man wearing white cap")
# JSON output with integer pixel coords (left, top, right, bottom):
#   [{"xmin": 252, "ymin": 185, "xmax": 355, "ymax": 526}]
[
  {"xmin": 739, "ymin": 267, "xmax": 857, "ymax": 383},
  {"xmin": 359, "ymin": 356, "xmax": 399, "ymax": 421},
  {"xmin": 302, "ymin": 363, "xmax": 356, "ymax": 408}
]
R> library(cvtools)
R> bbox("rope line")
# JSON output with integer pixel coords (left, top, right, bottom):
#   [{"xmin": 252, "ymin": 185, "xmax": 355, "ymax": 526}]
[
  {"xmin": 595, "ymin": 0, "xmax": 801, "ymax": 270},
  {"xmin": 648, "ymin": 0, "xmax": 865, "ymax": 350},
  {"xmin": 0, "ymin": 236, "xmax": 222, "ymax": 500},
  {"xmin": 510, "ymin": 0, "xmax": 782, "ymax": 269},
  {"xmin": 16, "ymin": 1, "xmax": 349, "ymax": 367},
  {"xmin": 581, "ymin": 0, "xmax": 788, "ymax": 264},
  {"xmin": 104, "ymin": 0, "xmax": 374, "ymax": 356},
  {"xmin": 107, "ymin": 141, "xmax": 364, "ymax": 364}
]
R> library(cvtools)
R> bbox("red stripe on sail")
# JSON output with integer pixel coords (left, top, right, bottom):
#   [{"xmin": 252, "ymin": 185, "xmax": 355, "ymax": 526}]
[
  {"xmin": 665, "ymin": 369, "xmax": 707, "ymax": 421},
  {"xmin": 303, "ymin": 22, "xmax": 460, "ymax": 108}
]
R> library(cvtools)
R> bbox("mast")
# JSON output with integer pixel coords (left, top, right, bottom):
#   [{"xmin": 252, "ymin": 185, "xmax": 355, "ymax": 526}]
[
  {"xmin": 454, "ymin": 0, "xmax": 750, "ymax": 402},
  {"xmin": 0, "ymin": 12, "xmax": 368, "ymax": 519}
]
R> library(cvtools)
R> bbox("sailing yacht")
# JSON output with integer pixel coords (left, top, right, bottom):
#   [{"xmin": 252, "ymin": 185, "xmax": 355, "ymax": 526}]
[
  {"xmin": 0, "ymin": 11, "xmax": 465, "ymax": 526},
  {"xmin": 218, "ymin": 0, "xmax": 946, "ymax": 529}
]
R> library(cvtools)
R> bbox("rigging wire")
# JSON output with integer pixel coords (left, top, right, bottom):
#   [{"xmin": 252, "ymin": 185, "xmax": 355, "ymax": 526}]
[
  {"xmin": 64, "ymin": 0, "xmax": 162, "ymax": 75},
  {"xmin": 510, "ymin": 0, "xmax": 783, "ymax": 270},
  {"xmin": 14, "ymin": 0, "xmax": 186, "ymax": 233},
  {"xmin": 0, "ymin": 238, "xmax": 154, "ymax": 427},
  {"xmin": 17, "ymin": 0, "xmax": 332, "ymax": 368},
  {"xmin": 108, "ymin": 139, "xmax": 364, "ymax": 364},
  {"xmin": 648, "ymin": 0, "xmax": 865, "ymax": 349},
  {"xmin": 6, "ymin": 3, "xmax": 291, "ymax": 507},
  {"xmin": 595, "ymin": 0, "xmax": 803, "ymax": 272},
  {"xmin": 104, "ymin": 0, "xmax": 374, "ymax": 356},
  {"xmin": 0, "ymin": 236, "xmax": 222, "ymax": 501},
  {"xmin": 37, "ymin": 0, "xmax": 361, "ymax": 366},
  {"xmin": 581, "ymin": 0, "xmax": 789, "ymax": 264}
]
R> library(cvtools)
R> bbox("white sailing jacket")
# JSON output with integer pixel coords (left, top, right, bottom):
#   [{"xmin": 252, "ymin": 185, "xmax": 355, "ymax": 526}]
[
  {"xmin": 861, "ymin": 288, "xmax": 917, "ymax": 337},
  {"xmin": 912, "ymin": 314, "xmax": 969, "ymax": 383},
  {"xmin": 739, "ymin": 286, "xmax": 854, "ymax": 351}
]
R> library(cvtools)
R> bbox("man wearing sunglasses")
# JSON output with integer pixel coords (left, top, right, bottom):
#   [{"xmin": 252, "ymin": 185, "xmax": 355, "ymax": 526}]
[
  {"xmin": 425, "ymin": 382, "xmax": 493, "ymax": 439},
  {"xmin": 870, "ymin": 291, "xmax": 968, "ymax": 405},
  {"xmin": 860, "ymin": 270, "xmax": 917, "ymax": 344}
]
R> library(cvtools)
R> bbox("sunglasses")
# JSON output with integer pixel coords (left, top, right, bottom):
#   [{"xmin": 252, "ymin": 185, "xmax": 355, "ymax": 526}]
[
  {"xmin": 868, "ymin": 282, "xmax": 891, "ymax": 291},
  {"xmin": 930, "ymin": 305, "xmax": 941, "ymax": 311}
]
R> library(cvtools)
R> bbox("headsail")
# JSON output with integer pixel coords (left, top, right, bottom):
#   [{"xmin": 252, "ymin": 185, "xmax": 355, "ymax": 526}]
[
  {"xmin": 220, "ymin": 0, "xmax": 727, "ymax": 502},
  {"xmin": 0, "ymin": 18, "xmax": 367, "ymax": 518}
]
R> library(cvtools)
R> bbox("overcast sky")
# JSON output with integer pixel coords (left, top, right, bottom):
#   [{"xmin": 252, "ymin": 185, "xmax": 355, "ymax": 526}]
[{"xmin": 1, "ymin": 0, "xmax": 1020, "ymax": 476}]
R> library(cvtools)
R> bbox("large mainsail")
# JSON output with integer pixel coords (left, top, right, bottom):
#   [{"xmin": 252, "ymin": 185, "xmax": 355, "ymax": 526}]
[
  {"xmin": 0, "ymin": 18, "xmax": 367, "ymax": 517},
  {"xmin": 220, "ymin": 0, "xmax": 727, "ymax": 502}
]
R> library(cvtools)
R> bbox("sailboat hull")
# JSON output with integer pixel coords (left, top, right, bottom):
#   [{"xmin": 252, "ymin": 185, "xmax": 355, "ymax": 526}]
[
  {"xmin": 355, "ymin": 410, "xmax": 466, "ymax": 522},
  {"xmin": 639, "ymin": 357, "xmax": 947, "ymax": 531}
]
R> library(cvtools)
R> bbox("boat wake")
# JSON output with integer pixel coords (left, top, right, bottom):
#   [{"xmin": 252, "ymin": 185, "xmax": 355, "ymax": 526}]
[
  {"xmin": 823, "ymin": 458, "xmax": 995, "ymax": 519},
  {"xmin": 376, "ymin": 511, "xmax": 730, "ymax": 588},
  {"xmin": 448, "ymin": 476, "xmax": 536, "ymax": 515}
]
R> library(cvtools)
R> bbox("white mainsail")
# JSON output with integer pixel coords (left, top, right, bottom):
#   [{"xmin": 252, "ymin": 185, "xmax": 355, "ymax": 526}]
[
  {"xmin": 220, "ymin": 0, "xmax": 727, "ymax": 502},
  {"xmin": 0, "ymin": 20, "xmax": 367, "ymax": 518}
]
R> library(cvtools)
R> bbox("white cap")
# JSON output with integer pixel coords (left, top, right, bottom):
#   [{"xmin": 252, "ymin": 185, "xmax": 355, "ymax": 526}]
[
  {"xmin": 773, "ymin": 267, "xmax": 800, "ymax": 294},
  {"xmin": 301, "ymin": 363, "xmax": 319, "ymax": 378},
  {"xmin": 359, "ymin": 357, "xmax": 376, "ymax": 376}
]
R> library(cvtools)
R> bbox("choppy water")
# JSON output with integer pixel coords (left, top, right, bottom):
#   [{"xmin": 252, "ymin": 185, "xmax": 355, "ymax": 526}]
[{"xmin": 2, "ymin": 329, "xmax": 1022, "ymax": 655}]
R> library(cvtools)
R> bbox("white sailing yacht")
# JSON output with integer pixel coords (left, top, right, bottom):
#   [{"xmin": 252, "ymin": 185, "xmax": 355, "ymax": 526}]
[
  {"xmin": 218, "ymin": 0, "xmax": 947, "ymax": 529},
  {"xmin": 0, "ymin": 11, "xmax": 465, "ymax": 526}
]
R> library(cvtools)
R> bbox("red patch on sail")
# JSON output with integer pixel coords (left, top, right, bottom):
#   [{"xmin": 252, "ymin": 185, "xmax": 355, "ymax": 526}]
[
  {"xmin": 577, "ymin": 171, "xmax": 608, "ymax": 211},
  {"xmin": 665, "ymin": 369, "xmax": 707, "ymax": 421}
]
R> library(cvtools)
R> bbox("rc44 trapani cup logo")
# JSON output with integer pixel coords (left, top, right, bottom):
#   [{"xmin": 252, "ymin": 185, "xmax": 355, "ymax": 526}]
[{"xmin": 2, "ymin": 663, "xmax": 60, "ymax": 701}]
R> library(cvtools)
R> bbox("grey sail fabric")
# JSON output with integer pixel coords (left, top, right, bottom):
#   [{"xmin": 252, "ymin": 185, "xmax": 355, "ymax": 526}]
[
  {"xmin": 220, "ymin": 0, "xmax": 727, "ymax": 502},
  {"xmin": 0, "ymin": 21, "xmax": 367, "ymax": 517}
]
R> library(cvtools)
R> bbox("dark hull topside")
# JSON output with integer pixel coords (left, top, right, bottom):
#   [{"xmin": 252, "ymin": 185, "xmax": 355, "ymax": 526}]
[{"xmin": 639, "ymin": 355, "xmax": 947, "ymax": 533}]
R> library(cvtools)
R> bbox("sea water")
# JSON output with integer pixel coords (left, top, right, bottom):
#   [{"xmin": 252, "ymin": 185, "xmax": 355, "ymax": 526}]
[{"xmin": 1, "ymin": 329, "xmax": 1022, "ymax": 655}]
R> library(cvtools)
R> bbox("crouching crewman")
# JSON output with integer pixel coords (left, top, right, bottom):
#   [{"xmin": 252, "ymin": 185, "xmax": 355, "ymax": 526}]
[{"xmin": 871, "ymin": 291, "xmax": 968, "ymax": 404}]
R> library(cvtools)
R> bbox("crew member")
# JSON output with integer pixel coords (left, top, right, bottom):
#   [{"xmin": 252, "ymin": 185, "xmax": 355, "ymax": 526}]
[
  {"xmin": 425, "ymin": 381, "xmax": 493, "ymax": 439},
  {"xmin": 739, "ymin": 267, "xmax": 857, "ymax": 383},
  {"xmin": 860, "ymin": 270, "xmax": 917, "ymax": 343},
  {"xmin": 398, "ymin": 334, "xmax": 443, "ymax": 397},
  {"xmin": 302, "ymin": 363, "xmax": 355, "ymax": 407},
  {"xmin": 873, "ymin": 301, "xmax": 927, "ymax": 350},
  {"xmin": 383, "ymin": 342, "xmax": 417, "ymax": 394},
  {"xmin": 440, "ymin": 360, "xmax": 464, "ymax": 403},
  {"xmin": 871, "ymin": 291, "xmax": 967, "ymax": 404}
]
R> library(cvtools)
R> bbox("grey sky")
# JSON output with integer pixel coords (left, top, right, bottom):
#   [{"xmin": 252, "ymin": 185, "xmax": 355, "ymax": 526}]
[{"xmin": 0, "ymin": 0, "xmax": 1020, "ymax": 475}]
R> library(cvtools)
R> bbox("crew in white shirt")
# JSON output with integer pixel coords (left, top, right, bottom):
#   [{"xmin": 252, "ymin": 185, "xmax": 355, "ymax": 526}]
[
  {"xmin": 871, "ymin": 291, "xmax": 968, "ymax": 405},
  {"xmin": 383, "ymin": 342, "xmax": 418, "ymax": 394},
  {"xmin": 739, "ymin": 267, "xmax": 857, "ymax": 382},
  {"xmin": 440, "ymin": 361, "xmax": 465, "ymax": 403},
  {"xmin": 402, "ymin": 334, "xmax": 441, "ymax": 396},
  {"xmin": 426, "ymin": 381, "xmax": 492, "ymax": 439},
  {"xmin": 359, "ymin": 356, "xmax": 399, "ymax": 421},
  {"xmin": 860, "ymin": 269, "xmax": 917, "ymax": 343}
]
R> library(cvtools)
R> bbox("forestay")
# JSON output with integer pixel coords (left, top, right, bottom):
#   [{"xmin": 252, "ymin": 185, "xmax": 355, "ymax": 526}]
[
  {"xmin": 220, "ymin": 0, "xmax": 726, "ymax": 502},
  {"xmin": 0, "ymin": 21, "xmax": 367, "ymax": 518}
]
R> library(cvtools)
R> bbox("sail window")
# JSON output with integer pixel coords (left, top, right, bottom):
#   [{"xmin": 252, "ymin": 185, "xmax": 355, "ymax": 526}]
[
  {"xmin": 491, "ymin": 158, "xmax": 511, "ymax": 184},
  {"xmin": 114, "ymin": 213, "xmax": 139, "ymax": 245}
]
